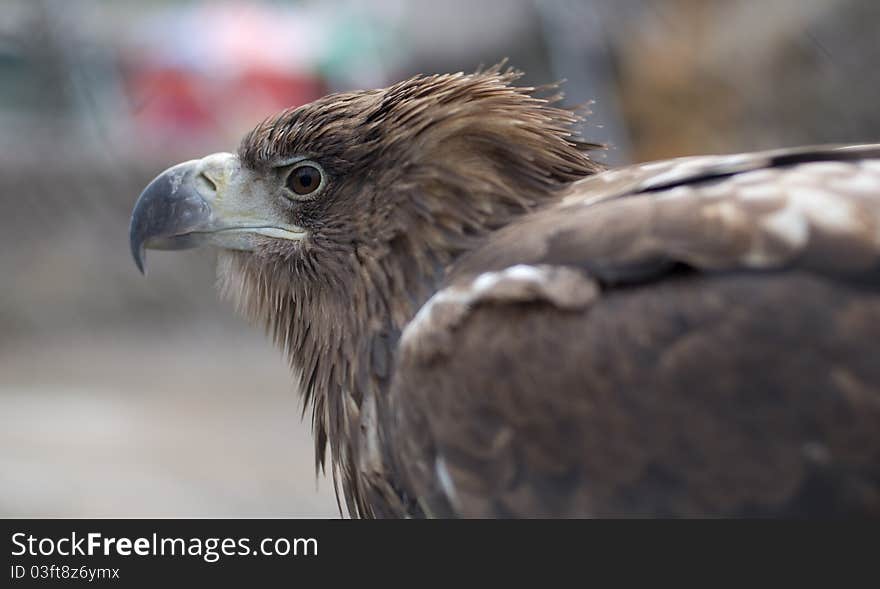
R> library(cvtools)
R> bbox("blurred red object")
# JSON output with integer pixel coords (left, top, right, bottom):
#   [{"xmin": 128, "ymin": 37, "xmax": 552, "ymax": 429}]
[
  {"xmin": 127, "ymin": 65, "xmax": 326, "ymax": 155},
  {"xmin": 129, "ymin": 67, "xmax": 213, "ymax": 136},
  {"xmin": 121, "ymin": 2, "xmax": 329, "ymax": 156}
]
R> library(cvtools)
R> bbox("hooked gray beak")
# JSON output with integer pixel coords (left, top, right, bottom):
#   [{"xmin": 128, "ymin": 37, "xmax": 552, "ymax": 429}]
[{"xmin": 129, "ymin": 152, "xmax": 306, "ymax": 273}]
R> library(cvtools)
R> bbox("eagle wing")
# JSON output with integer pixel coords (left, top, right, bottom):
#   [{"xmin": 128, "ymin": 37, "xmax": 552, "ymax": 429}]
[{"xmin": 390, "ymin": 144, "xmax": 880, "ymax": 517}]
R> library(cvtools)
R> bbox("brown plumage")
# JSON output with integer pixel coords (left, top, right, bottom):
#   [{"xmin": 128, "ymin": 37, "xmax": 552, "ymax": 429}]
[{"xmin": 130, "ymin": 67, "xmax": 880, "ymax": 517}]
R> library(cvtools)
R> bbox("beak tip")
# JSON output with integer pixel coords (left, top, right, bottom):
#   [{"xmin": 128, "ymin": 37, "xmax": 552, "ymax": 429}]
[
  {"xmin": 134, "ymin": 254, "xmax": 146, "ymax": 276},
  {"xmin": 130, "ymin": 215, "xmax": 147, "ymax": 275},
  {"xmin": 131, "ymin": 245, "xmax": 147, "ymax": 275}
]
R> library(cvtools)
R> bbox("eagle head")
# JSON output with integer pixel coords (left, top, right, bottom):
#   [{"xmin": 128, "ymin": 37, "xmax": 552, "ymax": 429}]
[
  {"xmin": 132, "ymin": 68, "xmax": 597, "ymax": 273},
  {"xmin": 129, "ymin": 67, "xmax": 598, "ymax": 498}
]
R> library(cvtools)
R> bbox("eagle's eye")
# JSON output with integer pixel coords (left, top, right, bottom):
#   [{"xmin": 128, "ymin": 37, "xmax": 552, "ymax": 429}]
[{"xmin": 284, "ymin": 162, "xmax": 324, "ymax": 197}]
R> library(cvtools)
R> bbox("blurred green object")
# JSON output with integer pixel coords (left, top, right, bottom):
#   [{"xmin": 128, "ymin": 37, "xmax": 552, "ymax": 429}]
[{"xmin": 319, "ymin": 9, "xmax": 403, "ymax": 86}]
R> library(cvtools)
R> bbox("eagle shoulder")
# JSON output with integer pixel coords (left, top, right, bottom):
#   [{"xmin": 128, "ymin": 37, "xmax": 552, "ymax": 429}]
[
  {"xmin": 399, "ymin": 264, "xmax": 598, "ymax": 364},
  {"xmin": 449, "ymin": 144, "xmax": 880, "ymax": 285}
]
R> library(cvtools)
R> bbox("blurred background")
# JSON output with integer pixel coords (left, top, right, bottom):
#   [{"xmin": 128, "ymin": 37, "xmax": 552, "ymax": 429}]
[{"xmin": 1, "ymin": 0, "xmax": 879, "ymax": 517}]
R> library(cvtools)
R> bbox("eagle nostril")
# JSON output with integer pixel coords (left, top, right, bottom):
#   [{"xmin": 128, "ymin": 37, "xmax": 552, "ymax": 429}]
[{"xmin": 196, "ymin": 171, "xmax": 219, "ymax": 195}]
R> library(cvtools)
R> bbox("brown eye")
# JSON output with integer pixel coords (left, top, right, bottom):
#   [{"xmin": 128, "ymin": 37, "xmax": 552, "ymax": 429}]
[{"xmin": 285, "ymin": 164, "xmax": 323, "ymax": 196}]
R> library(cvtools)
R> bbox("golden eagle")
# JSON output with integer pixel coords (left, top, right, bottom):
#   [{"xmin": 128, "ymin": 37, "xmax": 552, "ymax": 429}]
[{"xmin": 130, "ymin": 68, "xmax": 880, "ymax": 517}]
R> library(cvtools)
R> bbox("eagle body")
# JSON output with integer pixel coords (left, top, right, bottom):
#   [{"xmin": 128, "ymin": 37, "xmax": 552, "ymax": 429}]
[
  {"xmin": 130, "ymin": 69, "xmax": 880, "ymax": 517},
  {"xmin": 394, "ymin": 149, "xmax": 880, "ymax": 517}
]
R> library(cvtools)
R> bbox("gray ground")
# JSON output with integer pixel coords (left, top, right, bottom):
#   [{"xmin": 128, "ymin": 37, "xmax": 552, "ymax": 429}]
[{"xmin": 0, "ymin": 325, "xmax": 338, "ymax": 517}]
